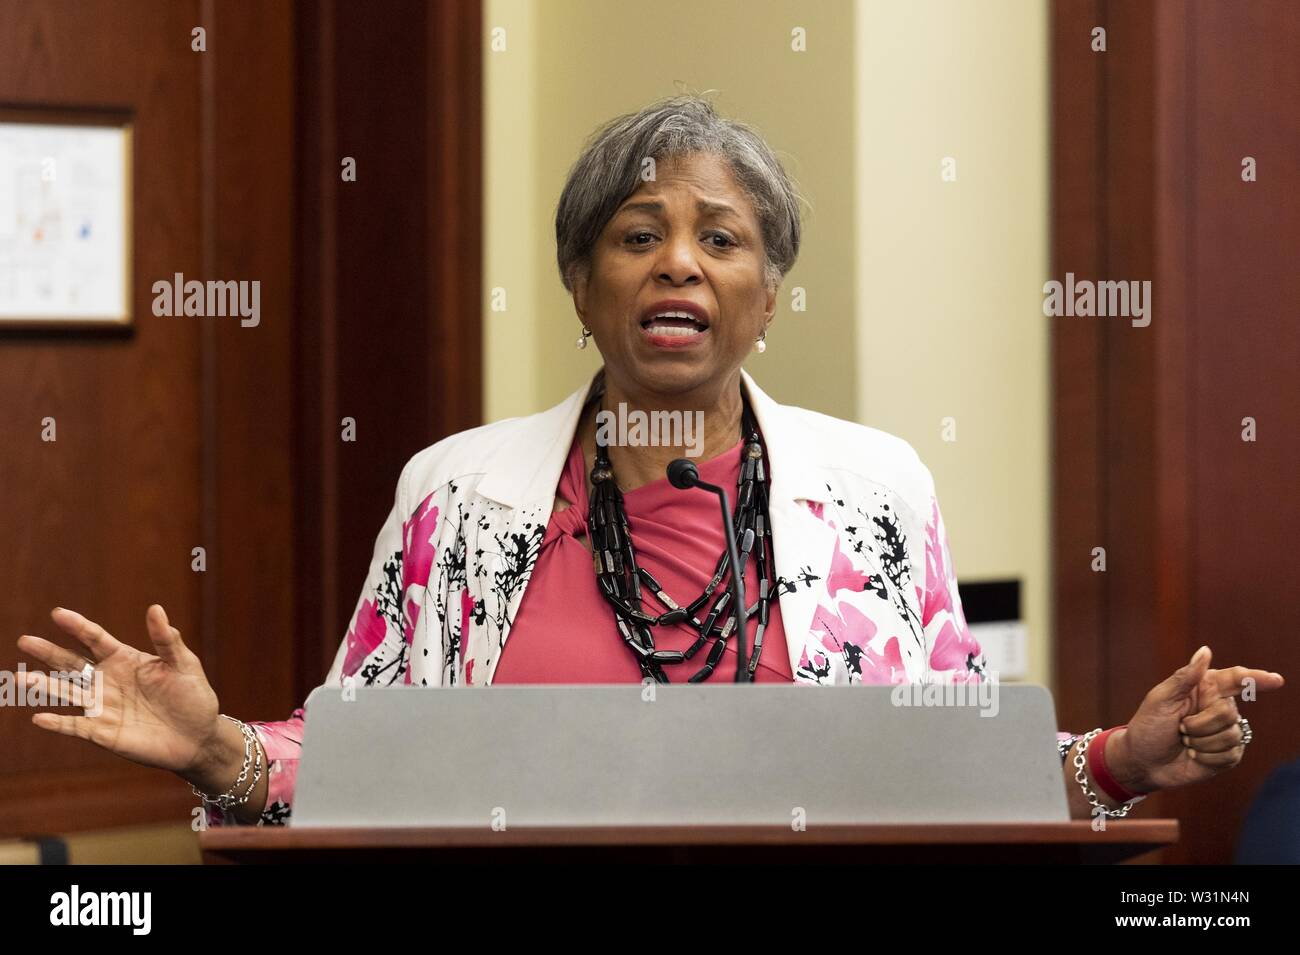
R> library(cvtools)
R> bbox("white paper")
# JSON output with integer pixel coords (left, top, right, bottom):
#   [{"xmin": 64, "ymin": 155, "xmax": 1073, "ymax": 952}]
[{"xmin": 0, "ymin": 121, "xmax": 129, "ymax": 321}]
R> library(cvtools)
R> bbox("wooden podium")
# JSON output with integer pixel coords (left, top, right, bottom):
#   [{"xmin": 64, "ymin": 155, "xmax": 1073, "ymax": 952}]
[{"xmin": 201, "ymin": 819, "xmax": 1178, "ymax": 864}]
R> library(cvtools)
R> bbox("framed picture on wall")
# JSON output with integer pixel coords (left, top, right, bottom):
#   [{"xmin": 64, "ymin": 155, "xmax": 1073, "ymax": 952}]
[{"xmin": 0, "ymin": 108, "xmax": 133, "ymax": 329}]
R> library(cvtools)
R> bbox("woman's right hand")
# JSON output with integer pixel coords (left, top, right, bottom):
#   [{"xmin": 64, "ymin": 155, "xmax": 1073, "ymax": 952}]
[{"xmin": 17, "ymin": 605, "xmax": 223, "ymax": 778}]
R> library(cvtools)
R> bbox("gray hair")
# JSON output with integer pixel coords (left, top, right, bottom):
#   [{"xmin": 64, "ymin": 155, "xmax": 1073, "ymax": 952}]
[{"xmin": 555, "ymin": 94, "xmax": 803, "ymax": 294}]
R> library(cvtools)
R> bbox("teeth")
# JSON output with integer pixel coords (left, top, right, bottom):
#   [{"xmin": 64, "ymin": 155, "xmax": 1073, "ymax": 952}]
[
  {"xmin": 644, "ymin": 309, "xmax": 707, "ymax": 334},
  {"xmin": 645, "ymin": 323, "xmax": 702, "ymax": 337}
]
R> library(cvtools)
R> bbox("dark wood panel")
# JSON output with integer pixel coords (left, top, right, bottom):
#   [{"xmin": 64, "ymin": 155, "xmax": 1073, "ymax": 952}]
[
  {"xmin": 291, "ymin": 0, "xmax": 337, "ymax": 703},
  {"xmin": 427, "ymin": 0, "xmax": 484, "ymax": 435},
  {"xmin": 0, "ymin": 0, "xmax": 483, "ymax": 837},
  {"xmin": 0, "ymin": 0, "xmax": 207, "ymax": 820},
  {"xmin": 0, "ymin": 767, "xmax": 196, "ymax": 838},
  {"xmin": 207, "ymin": 0, "xmax": 296, "ymax": 721},
  {"xmin": 295, "ymin": 0, "xmax": 484, "ymax": 680},
  {"xmin": 1099, "ymin": 0, "xmax": 1164, "ymax": 730},
  {"xmin": 1052, "ymin": 0, "xmax": 1300, "ymax": 864},
  {"xmin": 0, "ymin": 0, "xmax": 290, "ymax": 836},
  {"xmin": 1050, "ymin": 0, "xmax": 1107, "ymax": 733},
  {"xmin": 331, "ymin": 0, "xmax": 439, "ymax": 682},
  {"xmin": 1166, "ymin": 0, "xmax": 1300, "ymax": 864},
  {"xmin": 200, "ymin": 821, "xmax": 1180, "ymax": 865}
]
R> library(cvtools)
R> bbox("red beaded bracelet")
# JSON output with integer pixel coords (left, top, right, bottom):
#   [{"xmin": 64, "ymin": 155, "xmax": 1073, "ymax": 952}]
[{"xmin": 1087, "ymin": 724, "xmax": 1144, "ymax": 803}]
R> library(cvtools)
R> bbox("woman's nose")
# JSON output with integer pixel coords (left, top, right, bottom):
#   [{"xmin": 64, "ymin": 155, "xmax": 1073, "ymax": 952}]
[{"xmin": 653, "ymin": 234, "xmax": 704, "ymax": 285}]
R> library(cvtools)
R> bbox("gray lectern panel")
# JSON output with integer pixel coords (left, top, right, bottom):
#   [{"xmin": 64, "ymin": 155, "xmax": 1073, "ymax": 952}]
[{"xmin": 291, "ymin": 683, "xmax": 1069, "ymax": 827}]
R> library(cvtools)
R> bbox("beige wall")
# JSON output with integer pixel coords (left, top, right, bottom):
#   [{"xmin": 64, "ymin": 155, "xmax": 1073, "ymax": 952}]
[
  {"xmin": 854, "ymin": 1, "xmax": 1050, "ymax": 684},
  {"xmin": 484, "ymin": 0, "xmax": 1051, "ymax": 684}
]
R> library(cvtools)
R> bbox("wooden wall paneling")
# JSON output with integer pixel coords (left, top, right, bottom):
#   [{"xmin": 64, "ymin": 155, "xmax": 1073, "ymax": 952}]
[
  {"xmin": 1100, "ymin": 0, "xmax": 1165, "ymax": 737},
  {"xmin": 207, "ymin": 1, "xmax": 297, "ymax": 723},
  {"xmin": 1050, "ymin": 0, "xmax": 1107, "ymax": 734},
  {"xmin": 330, "ymin": 0, "xmax": 435, "ymax": 682},
  {"xmin": 0, "ymin": 0, "xmax": 207, "ymax": 836},
  {"xmin": 1148, "ymin": 0, "xmax": 1193, "ymax": 756},
  {"xmin": 1053, "ymin": 0, "xmax": 1300, "ymax": 862},
  {"xmin": 295, "ymin": 0, "xmax": 483, "ymax": 681},
  {"xmin": 1164, "ymin": 0, "xmax": 1300, "ymax": 865},
  {"xmin": 292, "ymin": 0, "xmax": 336, "ymax": 703},
  {"xmin": 427, "ymin": 0, "xmax": 484, "ymax": 435},
  {"xmin": 1144, "ymin": 0, "xmax": 1197, "ymax": 862},
  {"xmin": 3, "ymin": 0, "xmax": 485, "ymax": 836},
  {"xmin": 0, "ymin": 0, "xmax": 298, "ymax": 836}
]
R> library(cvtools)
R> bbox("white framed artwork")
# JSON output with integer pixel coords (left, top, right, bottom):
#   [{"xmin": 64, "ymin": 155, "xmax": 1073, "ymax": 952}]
[{"xmin": 0, "ymin": 110, "xmax": 133, "ymax": 328}]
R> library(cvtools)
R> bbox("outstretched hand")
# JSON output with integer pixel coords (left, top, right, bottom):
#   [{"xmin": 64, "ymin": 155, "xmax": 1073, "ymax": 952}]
[
  {"xmin": 16, "ymin": 605, "xmax": 222, "ymax": 776},
  {"xmin": 1110, "ymin": 646, "xmax": 1284, "ymax": 794}
]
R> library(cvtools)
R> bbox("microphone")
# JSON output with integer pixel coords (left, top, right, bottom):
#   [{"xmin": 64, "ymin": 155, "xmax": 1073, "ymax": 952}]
[
  {"xmin": 666, "ymin": 458, "xmax": 700, "ymax": 490},
  {"xmin": 666, "ymin": 457, "xmax": 749, "ymax": 682}
]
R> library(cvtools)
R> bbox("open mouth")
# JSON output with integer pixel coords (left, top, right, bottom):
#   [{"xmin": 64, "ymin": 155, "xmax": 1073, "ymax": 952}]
[{"xmin": 640, "ymin": 310, "xmax": 710, "ymax": 338}]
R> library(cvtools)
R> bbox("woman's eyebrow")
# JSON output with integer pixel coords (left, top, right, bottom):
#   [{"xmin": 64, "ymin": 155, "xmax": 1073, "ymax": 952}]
[{"xmin": 615, "ymin": 198, "xmax": 741, "ymax": 218}]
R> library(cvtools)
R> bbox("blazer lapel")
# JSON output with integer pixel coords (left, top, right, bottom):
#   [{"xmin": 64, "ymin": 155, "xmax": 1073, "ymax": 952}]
[
  {"xmin": 766, "ymin": 495, "xmax": 839, "ymax": 679},
  {"xmin": 739, "ymin": 370, "xmax": 838, "ymax": 680}
]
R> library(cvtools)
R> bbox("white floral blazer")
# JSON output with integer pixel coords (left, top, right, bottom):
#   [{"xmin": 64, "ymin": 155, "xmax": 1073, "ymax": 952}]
[{"xmin": 212, "ymin": 368, "xmax": 998, "ymax": 826}]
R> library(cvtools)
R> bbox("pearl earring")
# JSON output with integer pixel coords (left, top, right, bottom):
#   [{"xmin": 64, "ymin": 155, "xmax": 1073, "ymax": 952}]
[
  {"xmin": 754, "ymin": 334, "xmax": 767, "ymax": 354},
  {"xmin": 576, "ymin": 326, "xmax": 591, "ymax": 349}
]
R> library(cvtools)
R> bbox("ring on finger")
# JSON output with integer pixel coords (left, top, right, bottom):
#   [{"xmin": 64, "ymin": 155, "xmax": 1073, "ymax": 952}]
[
  {"xmin": 65, "ymin": 660, "xmax": 95, "ymax": 689},
  {"xmin": 1238, "ymin": 716, "xmax": 1253, "ymax": 747},
  {"xmin": 56, "ymin": 660, "xmax": 95, "ymax": 691}
]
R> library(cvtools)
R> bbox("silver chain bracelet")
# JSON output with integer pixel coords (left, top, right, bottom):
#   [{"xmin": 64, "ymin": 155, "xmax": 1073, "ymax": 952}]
[
  {"xmin": 191, "ymin": 714, "xmax": 266, "ymax": 811},
  {"xmin": 1073, "ymin": 727, "xmax": 1146, "ymax": 818}
]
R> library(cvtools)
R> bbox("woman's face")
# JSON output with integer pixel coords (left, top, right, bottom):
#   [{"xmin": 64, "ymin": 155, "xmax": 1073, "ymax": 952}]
[{"xmin": 573, "ymin": 152, "xmax": 777, "ymax": 403}]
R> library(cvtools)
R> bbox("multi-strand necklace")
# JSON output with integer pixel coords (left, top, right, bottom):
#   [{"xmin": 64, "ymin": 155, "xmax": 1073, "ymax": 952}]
[{"xmin": 586, "ymin": 398, "xmax": 776, "ymax": 683}]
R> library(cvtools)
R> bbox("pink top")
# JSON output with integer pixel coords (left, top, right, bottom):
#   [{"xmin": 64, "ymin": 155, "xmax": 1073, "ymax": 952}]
[{"xmin": 493, "ymin": 434, "xmax": 791, "ymax": 683}]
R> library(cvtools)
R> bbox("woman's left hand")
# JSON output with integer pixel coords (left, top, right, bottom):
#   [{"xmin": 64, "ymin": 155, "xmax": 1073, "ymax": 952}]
[{"xmin": 1108, "ymin": 646, "xmax": 1284, "ymax": 794}]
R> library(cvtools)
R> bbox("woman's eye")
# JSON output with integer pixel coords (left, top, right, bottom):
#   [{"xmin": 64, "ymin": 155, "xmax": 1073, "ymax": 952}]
[{"xmin": 624, "ymin": 231, "xmax": 735, "ymax": 248}]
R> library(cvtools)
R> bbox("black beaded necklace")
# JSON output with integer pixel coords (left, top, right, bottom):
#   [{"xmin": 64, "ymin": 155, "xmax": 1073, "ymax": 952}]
[{"xmin": 585, "ymin": 395, "xmax": 777, "ymax": 683}]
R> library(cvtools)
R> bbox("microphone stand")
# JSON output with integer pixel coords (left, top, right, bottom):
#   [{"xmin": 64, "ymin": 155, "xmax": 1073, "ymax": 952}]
[{"xmin": 667, "ymin": 460, "xmax": 749, "ymax": 682}]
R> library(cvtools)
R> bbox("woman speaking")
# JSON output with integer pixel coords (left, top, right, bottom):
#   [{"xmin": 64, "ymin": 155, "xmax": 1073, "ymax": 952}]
[{"xmin": 15, "ymin": 96, "xmax": 1284, "ymax": 827}]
